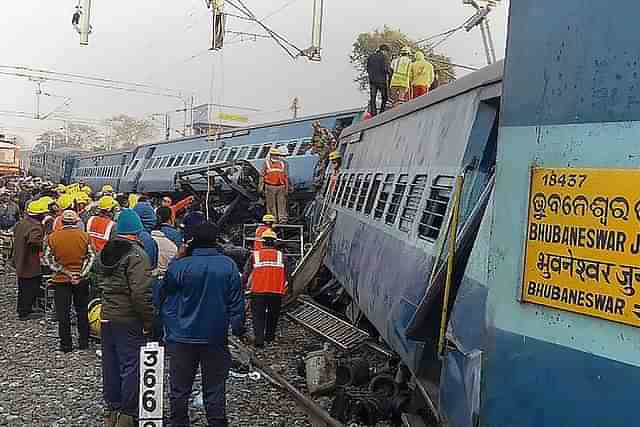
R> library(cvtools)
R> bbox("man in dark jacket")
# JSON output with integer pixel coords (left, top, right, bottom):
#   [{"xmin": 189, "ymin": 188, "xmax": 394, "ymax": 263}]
[
  {"xmin": 156, "ymin": 206, "xmax": 184, "ymax": 248},
  {"xmin": 96, "ymin": 208, "xmax": 155, "ymax": 427},
  {"xmin": 0, "ymin": 189, "xmax": 20, "ymax": 230},
  {"xmin": 366, "ymin": 44, "xmax": 391, "ymax": 116},
  {"xmin": 132, "ymin": 198, "xmax": 159, "ymax": 269},
  {"xmin": 159, "ymin": 222, "xmax": 245, "ymax": 427},
  {"xmin": 13, "ymin": 199, "xmax": 47, "ymax": 320}
]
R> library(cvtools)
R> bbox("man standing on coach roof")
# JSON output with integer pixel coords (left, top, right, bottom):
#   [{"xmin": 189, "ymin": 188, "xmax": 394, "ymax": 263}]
[
  {"xmin": 159, "ymin": 222, "xmax": 245, "ymax": 427},
  {"xmin": 367, "ymin": 44, "xmax": 391, "ymax": 116},
  {"xmin": 13, "ymin": 199, "xmax": 48, "ymax": 320},
  {"xmin": 95, "ymin": 208, "xmax": 155, "ymax": 427}
]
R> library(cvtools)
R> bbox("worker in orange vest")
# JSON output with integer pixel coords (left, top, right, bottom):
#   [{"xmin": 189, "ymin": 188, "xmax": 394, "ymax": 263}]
[
  {"xmin": 86, "ymin": 196, "xmax": 118, "ymax": 253},
  {"xmin": 161, "ymin": 195, "xmax": 194, "ymax": 224},
  {"xmin": 254, "ymin": 214, "xmax": 276, "ymax": 250},
  {"xmin": 243, "ymin": 229, "xmax": 287, "ymax": 348},
  {"xmin": 261, "ymin": 148, "xmax": 289, "ymax": 224}
]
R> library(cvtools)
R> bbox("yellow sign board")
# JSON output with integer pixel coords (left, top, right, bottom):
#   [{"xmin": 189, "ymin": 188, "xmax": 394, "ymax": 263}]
[
  {"xmin": 522, "ymin": 167, "xmax": 640, "ymax": 327},
  {"xmin": 216, "ymin": 112, "xmax": 249, "ymax": 123}
]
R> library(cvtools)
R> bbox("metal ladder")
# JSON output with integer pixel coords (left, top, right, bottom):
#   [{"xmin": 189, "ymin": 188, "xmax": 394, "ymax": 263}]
[{"xmin": 288, "ymin": 297, "xmax": 370, "ymax": 352}]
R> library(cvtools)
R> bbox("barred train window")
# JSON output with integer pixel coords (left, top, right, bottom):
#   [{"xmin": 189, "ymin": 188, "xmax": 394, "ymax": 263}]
[
  {"xmin": 331, "ymin": 174, "xmax": 343, "ymax": 204},
  {"xmin": 364, "ymin": 174, "xmax": 382, "ymax": 215},
  {"xmin": 258, "ymin": 145, "xmax": 271, "ymax": 159},
  {"xmin": 159, "ymin": 157, "xmax": 169, "ymax": 168},
  {"xmin": 348, "ymin": 174, "xmax": 363, "ymax": 209},
  {"xmin": 237, "ymin": 146, "xmax": 249, "ymax": 160},
  {"xmin": 335, "ymin": 173, "xmax": 348, "ymax": 205},
  {"xmin": 247, "ymin": 146, "xmax": 260, "ymax": 160},
  {"xmin": 341, "ymin": 174, "xmax": 355, "ymax": 207},
  {"xmin": 399, "ymin": 175, "xmax": 428, "ymax": 232},
  {"xmin": 374, "ymin": 174, "xmax": 395, "ymax": 220},
  {"xmin": 418, "ymin": 176, "xmax": 454, "ymax": 241},
  {"xmin": 357, "ymin": 174, "xmax": 372, "ymax": 212},
  {"xmin": 386, "ymin": 175, "xmax": 409, "ymax": 225},
  {"xmin": 296, "ymin": 138, "xmax": 312, "ymax": 155},
  {"xmin": 216, "ymin": 149, "xmax": 228, "ymax": 162}
]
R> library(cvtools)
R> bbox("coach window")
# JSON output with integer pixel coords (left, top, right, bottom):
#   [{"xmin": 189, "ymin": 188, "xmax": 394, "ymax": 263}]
[
  {"xmin": 349, "ymin": 174, "xmax": 363, "ymax": 210},
  {"xmin": 365, "ymin": 174, "xmax": 382, "ymax": 216},
  {"xmin": 386, "ymin": 174, "xmax": 408, "ymax": 226},
  {"xmin": 237, "ymin": 146, "xmax": 249, "ymax": 160},
  {"xmin": 216, "ymin": 149, "xmax": 228, "ymax": 162},
  {"xmin": 340, "ymin": 174, "xmax": 355, "ymax": 207},
  {"xmin": 182, "ymin": 153, "xmax": 193, "ymax": 166},
  {"xmin": 208, "ymin": 150, "xmax": 219, "ymax": 163},
  {"xmin": 296, "ymin": 138, "xmax": 312, "ymax": 155},
  {"xmin": 356, "ymin": 174, "xmax": 372, "ymax": 212},
  {"xmin": 190, "ymin": 152, "xmax": 201, "ymax": 165},
  {"xmin": 227, "ymin": 147, "xmax": 238, "ymax": 161},
  {"xmin": 287, "ymin": 140, "xmax": 298, "ymax": 157},
  {"xmin": 151, "ymin": 158, "xmax": 160, "ymax": 169},
  {"xmin": 174, "ymin": 154, "xmax": 185, "ymax": 168},
  {"xmin": 159, "ymin": 157, "xmax": 169, "ymax": 168},
  {"xmin": 247, "ymin": 146, "xmax": 260, "ymax": 160},
  {"xmin": 335, "ymin": 173, "xmax": 348, "ymax": 205},
  {"xmin": 418, "ymin": 176, "xmax": 454, "ymax": 242},
  {"xmin": 374, "ymin": 174, "xmax": 395, "ymax": 221},
  {"xmin": 258, "ymin": 145, "xmax": 272, "ymax": 159},
  {"xmin": 399, "ymin": 175, "xmax": 427, "ymax": 233},
  {"xmin": 199, "ymin": 151, "xmax": 209, "ymax": 164}
]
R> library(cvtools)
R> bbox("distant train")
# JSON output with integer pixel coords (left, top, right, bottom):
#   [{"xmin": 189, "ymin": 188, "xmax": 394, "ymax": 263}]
[
  {"xmin": 0, "ymin": 139, "xmax": 22, "ymax": 177},
  {"xmin": 29, "ymin": 109, "xmax": 362, "ymax": 194}
]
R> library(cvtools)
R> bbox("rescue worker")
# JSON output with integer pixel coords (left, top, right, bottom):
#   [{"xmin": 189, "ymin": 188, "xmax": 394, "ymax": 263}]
[
  {"xmin": 74, "ymin": 192, "xmax": 92, "ymax": 225},
  {"xmin": 52, "ymin": 193, "xmax": 76, "ymax": 232},
  {"xmin": 43, "ymin": 210, "xmax": 96, "ymax": 353},
  {"xmin": 159, "ymin": 222, "xmax": 245, "ymax": 427},
  {"xmin": 13, "ymin": 199, "xmax": 47, "ymax": 320},
  {"xmin": 254, "ymin": 214, "xmax": 276, "ymax": 250},
  {"xmin": 150, "ymin": 221, "xmax": 178, "ymax": 276},
  {"xmin": 86, "ymin": 196, "xmax": 118, "ymax": 253},
  {"xmin": 161, "ymin": 195, "xmax": 194, "ymax": 225},
  {"xmin": 95, "ymin": 208, "xmax": 155, "ymax": 427},
  {"xmin": 40, "ymin": 196, "xmax": 59, "ymax": 234},
  {"xmin": 366, "ymin": 44, "xmax": 391, "ymax": 116},
  {"xmin": 133, "ymin": 197, "xmax": 159, "ymax": 269},
  {"xmin": 390, "ymin": 46, "xmax": 413, "ymax": 106},
  {"xmin": 156, "ymin": 206, "xmax": 184, "ymax": 249},
  {"xmin": 262, "ymin": 147, "xmax": 289, "ymax": 224},
  {"xmin": 56, "ymin": 184, "xmax": 66, "ymax": 197},
  {"xmin": 101, "ymin": 184, "xmax": 115, "ymax": 197},
  {"xmin": 328, "ymin": 151, "xmax": 342, "ymax": 195},
  {"xmin": 243, "ymin": 229, "xmax": 287, "ymax": 348},
  {"xmin": 0, "ymin": 188, "xmax": 21, "ymax": 230},
  {"xmin": 409, "ymin": 51, "xmax": 435, "ymax": 99}
]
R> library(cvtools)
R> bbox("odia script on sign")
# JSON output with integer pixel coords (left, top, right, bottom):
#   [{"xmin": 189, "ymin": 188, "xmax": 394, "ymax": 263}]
[{"xmin": 522, "ymin": 167, "xmax": 640, "ymax": 327}]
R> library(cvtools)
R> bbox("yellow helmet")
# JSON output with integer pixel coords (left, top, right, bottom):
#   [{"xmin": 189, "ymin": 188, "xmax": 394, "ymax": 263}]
[
  {"xmin": 262, "ymin": 214, "xmax": 276, "ymax": 223},
  {"xmin": 75, "ymin": 192, "xmax": 91, "ymax": 204},
  {"xmin": 39, "ymin": 196, "xmax": 56, "ymax": 209},
  {"xmin": 329, "ymin": 151, "xmax": 342, "ymax": 161},
  {"xmin": 262, "ymin": 229, "xmax": 278, "ymax": 240},
  {"xmin": 101, "ymin": 184, "xmax": 114, "ymax": 193},
  {"xmin": 88, "ymin": 299, "xmax": 102, "ymax": 338},
  {"xmin": 128, "ymin": 194, "xmax": 140, "ymax": 208},
  {"xmin": 98, "ymin": 195, "xmax": 117, "ymax": 211},
  {"xmin": 269, "ymin": 147, "xmax": 281, "ymax": 156},
  {"xmin": 81, "ymin": 185, "xmax": 92, "ymax": 194},
  {"xmin": 57, "ymin": 194, "xmax": 74, "ymax": 210},
  {"xmin": 56, "ymin": 184, "xmax": 66, "ymax": 193},
  {"xmin": 27, "ymin": 199, "xmax": 49, "ymax": 215}
]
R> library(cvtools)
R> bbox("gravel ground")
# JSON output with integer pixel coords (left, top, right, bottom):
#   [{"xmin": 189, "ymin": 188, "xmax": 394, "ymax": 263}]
[{"xmin": 0, "ymin": 272, "xmax": 323, "ymax": 427}]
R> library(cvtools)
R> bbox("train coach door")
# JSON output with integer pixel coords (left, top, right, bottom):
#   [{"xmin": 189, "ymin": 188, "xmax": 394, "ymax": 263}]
[{"xmin": 132, "ymin": 147, "xmax": 155, "ymax": 193}]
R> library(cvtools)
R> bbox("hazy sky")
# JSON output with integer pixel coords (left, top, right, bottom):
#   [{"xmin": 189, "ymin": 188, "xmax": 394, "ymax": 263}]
[{"xmin": 0, "ymin": 0, "xmax": 509, "ymax": 145}]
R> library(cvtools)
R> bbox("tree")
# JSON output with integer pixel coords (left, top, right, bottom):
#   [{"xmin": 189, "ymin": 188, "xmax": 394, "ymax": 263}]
[
  {"xmin": 36, "ymin": 123, "xmax": 100, "ymax": 149},
  {"xmin": 349, "ymin": 26, "xmax": 456, "ymax": 92},
  {"xmin": 105, "ymin": 114, "xmax": 157, "ymax": 149}
]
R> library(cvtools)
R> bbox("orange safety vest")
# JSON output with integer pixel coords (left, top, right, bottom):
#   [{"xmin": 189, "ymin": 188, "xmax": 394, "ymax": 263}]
[
  {"xmin": 253, "ymin": 225, "xmax": 271, "ymax": 250},
  {"xmin": 263, "ymin": 159, "xmax": 288, "ymax": 186},
  {"xmin": 251, "ymin": 248, "xmax": 286, "ymax": 295},
  {"xmin": 86, "ymin": 215, "xmax": 115, "ymax": 252}
]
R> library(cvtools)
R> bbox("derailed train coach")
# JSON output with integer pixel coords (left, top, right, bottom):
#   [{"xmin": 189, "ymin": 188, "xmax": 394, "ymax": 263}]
[{"xmin": 325, "ymin": 1, "xmax": 640, "ymax": 426}]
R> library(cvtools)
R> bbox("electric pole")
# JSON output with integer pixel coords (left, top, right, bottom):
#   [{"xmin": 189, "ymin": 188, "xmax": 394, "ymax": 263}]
[
  {"xmin": 290, "ymin": 97, "xmax": 300, "ymax": 119},
  {"xmin": 463, "ymin": 0, "xmax": 499, "ymax": 65}
]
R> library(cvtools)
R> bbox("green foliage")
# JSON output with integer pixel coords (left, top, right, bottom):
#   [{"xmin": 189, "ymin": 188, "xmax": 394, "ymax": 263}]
[{"xmin": 349, "ymin": 26, "xmax": 456, "ymax": 92}]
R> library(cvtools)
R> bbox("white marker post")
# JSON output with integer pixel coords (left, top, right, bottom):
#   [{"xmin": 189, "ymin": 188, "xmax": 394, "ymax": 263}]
[{"xmin": 138, "ymin": 342, "xmax": 164, "ymax": 427}]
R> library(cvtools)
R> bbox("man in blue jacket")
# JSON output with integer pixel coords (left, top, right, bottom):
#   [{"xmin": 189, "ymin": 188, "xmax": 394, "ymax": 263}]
[
  {"xmin": 156, "ymin": 207, "xmax": 183, "ymax": 249},
  {"xmin": 132, "ymin": 197, "xmax": 159, "ymax": 269},
  {"xmin": 160, "ymin": 222, "xmax": 245, "ymax": 427}
]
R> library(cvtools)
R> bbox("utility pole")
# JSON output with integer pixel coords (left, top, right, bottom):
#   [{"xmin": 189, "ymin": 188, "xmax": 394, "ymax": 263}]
[
  {"xmin": 463, "ymin": 0, "xmax": 498, "ymax": 65},
  {"xmin": 34, "ymin": 81, "xmax": 42, "ymax": 119},
  {"xmin": 78, "ymin": 0, "xmax": 92, "ymax": 46},
  {"xmin": 290, "ymin": 97, "xmax": 300, "ymax": 119}
]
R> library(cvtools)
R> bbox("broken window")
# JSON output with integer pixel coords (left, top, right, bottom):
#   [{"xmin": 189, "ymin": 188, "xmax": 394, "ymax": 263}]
[
  {"xmin": 418, "ymin": 176, "xmax": 454, "ymax": 242},
  {"xmin": 399, "ymin": 175, "xmax": 428, "ymax": 233}
]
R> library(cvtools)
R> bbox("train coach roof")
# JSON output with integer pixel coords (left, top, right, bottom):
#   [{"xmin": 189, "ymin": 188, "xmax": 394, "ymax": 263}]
[
  {"xmin": 341, "ymin": 60, "xmax": 504, "ymax": 138},
  {"xmin": 76, "ymin": 147, "xmax": 134, "ymax": 159}
]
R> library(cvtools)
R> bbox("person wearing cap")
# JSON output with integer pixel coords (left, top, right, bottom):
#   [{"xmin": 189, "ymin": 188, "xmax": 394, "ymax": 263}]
[
  {"xmin": 242, "ymin": 229, "xmax": 287, "ymax": 348},
  {"xmin": 101, "ymin": 184, "xmax": 115, "ymax": 197},
  {"xmin": 52, "ymin": 193, "xmax": 78, "ymax": 232},
  {"xmin": 161, "ymin": 195, "xmax": 194, "ymax": 225},
  {"xmin": 43, "ymin": 210, "xmax": 96, "ymax": 353},
  {"xmin": 261, "ymin": 147, "xmax": 290, "ymax": 224},
  {"xmin": 87, "ymin": 196, "xmax": 118, "ymax": 253},
  {"xmin": 159, "ymin": 222, "xmax": 244, "ymax": 427},
  {"xmin": 390, "ymin": 46, "xmax": 413, "ymax": 106},
  {"xmin": 328, "ymin": 151, "xmax": 342, "ymax": 195},
  {"xmin": 0, "ymin": 188, "xmax": 20, "ymax": 230},
  {"xmin": 156, "ymin": 206, "xmax": 183, "ymax": 249},
  {"xmin": 13, "ymin": 199, "xmax": 48, "ymax": 320},
  {"xmin": 95, "ymin": 208, "xmax": 155, "ymax": 427},
  {"xmin": 254, "ymin": 214, "xmax": 276, "ymax": 251}
]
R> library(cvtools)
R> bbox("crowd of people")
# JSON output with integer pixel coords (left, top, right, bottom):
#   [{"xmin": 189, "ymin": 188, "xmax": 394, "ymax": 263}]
[
  {"xmin": 3, "ymin": 178, "xmax": 291, "ymax": 427},
  {"xmin": 366, "ymin": 44, "xmax": 436, "ymax": 116}
]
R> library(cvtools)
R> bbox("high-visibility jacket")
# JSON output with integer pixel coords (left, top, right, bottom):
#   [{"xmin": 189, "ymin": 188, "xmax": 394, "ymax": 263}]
[
  {"xmin": 263, "ymin": 158, "xmax": 288, "ymax": 186},
  {"xmin": 253, "ymin": 225, "xmax": 271, "ymax": 250},
  {"xmin": 86, "ymin": 215, "xmax": 115, "ymax": 252},
  {"xmin": 409, "ymin": 51, "xmax": 435, "ymax": 88},
  {"xmin": 390, "ymin": 56, "xmax": 412, "ymax": 89},
  {"xmin": 250, "ymin": 248, "xmax": 286, "ymax": 295}
]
